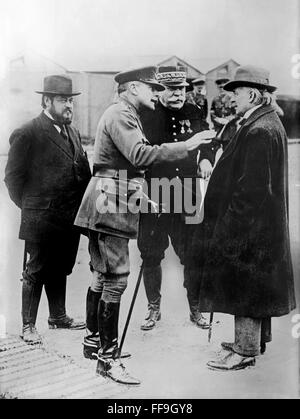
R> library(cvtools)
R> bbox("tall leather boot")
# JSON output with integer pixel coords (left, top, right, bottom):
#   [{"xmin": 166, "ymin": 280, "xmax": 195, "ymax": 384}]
[
  {"xmin": 184, "ymin": 267, "xmax": 209, "ymax": 329},
  {"xmin": 140, "ymin": 266, "xmax": 162, "ymax": 331},
  {"xmin": 96, "ymin": 300, "xmax": 139, "ymax": 385},
  {"xmin": 45, "ymin": 276, "xmax": 85, "ymax": 330},
  {"xmin": 83, "ymin": 287, "xmax": 102, "ymax": 359},
  {"xmin": 21, "ymin": 278, "xmax": 43, "ymax": 344}
]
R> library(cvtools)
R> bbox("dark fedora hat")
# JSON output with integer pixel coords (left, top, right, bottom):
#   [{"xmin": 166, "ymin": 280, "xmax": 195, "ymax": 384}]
[
  {"xmin": 224, "ymin": 65, "xmax": 277, "ymax": 93},
  {"xmin": 114, "ymin": 66, "xmax": 165, "ymax": 91},
  {"xmin": 156, "ymin": 66, "xmax": 189, "ymax": 87},
  {"xmin": 36, "ymin": 74, "xmax": 81, "ymax": 96}
]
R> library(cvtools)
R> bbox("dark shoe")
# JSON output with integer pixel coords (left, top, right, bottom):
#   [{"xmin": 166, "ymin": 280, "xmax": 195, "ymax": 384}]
[
  {"xmin": 83, "ymin": 334, "xmax": 131, "ymax": 360},
  {"xmin": 96, "ymin": 356, "xmax": 140, "ymax": 385},
  {"xmin": 140, "ymin": 310, "xmax": 161, "ymax": 331},
  {"xmin": 207, "ymin": 351, "xmax": 256, "ymax": 371},
  {"xmin": 48, "ymin": 315, "xmax": 85, "ymax": 330},
  {"xmin": 190, "ymin": 312, "xmax": 210, "ymax": 329},
  {"xmin": 21, "ymin": 324, "xmax": 42, "ymax": 345}
]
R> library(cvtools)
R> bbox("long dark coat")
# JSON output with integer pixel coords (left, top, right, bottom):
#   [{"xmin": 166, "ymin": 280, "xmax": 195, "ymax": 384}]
[
  {"xmin": 4, "ymin": 112, "xmax": 91, "ymax": 242},
  {"xmin": 194, "ymin": 105, "xmax": 296, "ymax": 318}
]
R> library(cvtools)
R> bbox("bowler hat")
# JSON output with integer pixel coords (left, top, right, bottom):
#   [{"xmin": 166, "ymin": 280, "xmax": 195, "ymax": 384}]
[
  {"xmin": 224, "ymin": 65, "xmax": 277, "ymax": 93},
  {"xmin": 36, "ymin": 74, "xmax": 81, "ymax": 96},
  {"xmin": 192, "ymin": 75, "xmax": 206, "ymax": 85},
  {"xmin": 114, "ymin": 66, "xmax": 165, "ymax": 91},
  {"xmin": 156, "ymin": 66, "xmax": 189, "ymax": 87}
]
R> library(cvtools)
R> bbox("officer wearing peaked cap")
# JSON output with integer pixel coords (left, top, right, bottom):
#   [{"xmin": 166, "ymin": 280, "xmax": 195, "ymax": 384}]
[
  {"xmin": 74, "ymin": 65, "xmax": 215, "ymax": 385},
  {"xmin": 138, "ymin": 66, "xmax": 218, "ymax": 332}
]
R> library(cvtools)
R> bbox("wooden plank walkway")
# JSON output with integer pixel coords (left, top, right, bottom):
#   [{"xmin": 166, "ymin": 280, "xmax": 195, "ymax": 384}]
[{"xmin": 0, "ymin": 336, "xmax": 127, "ymax": 399}]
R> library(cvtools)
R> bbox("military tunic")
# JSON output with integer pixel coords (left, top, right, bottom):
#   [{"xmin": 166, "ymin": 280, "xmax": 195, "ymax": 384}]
[{"xmin": 75, "ymin": 98, "xmax": 190, "ymax": 279}]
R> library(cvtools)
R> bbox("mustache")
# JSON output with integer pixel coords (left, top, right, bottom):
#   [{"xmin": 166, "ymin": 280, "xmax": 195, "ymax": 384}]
[{"xmin": 168, "ymin": 97, "xmax": 185, "ymax": 103}]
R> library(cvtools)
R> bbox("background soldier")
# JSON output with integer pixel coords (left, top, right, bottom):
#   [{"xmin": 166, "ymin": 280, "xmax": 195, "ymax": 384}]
[
  {"xmin": 74, "ymin": 66, "xmax": 214, "ymax": 385},
  {"xmin": 138, "ymin": 66, "xmax": 217, "ymax": 332},
  {"xmin": 210, "ymin": 72, "xmax": 236, "ymax": 134},
  {"xmin": 186, "ymin": 75, "xmax": 209, "ymax": 130},
  {"xmin": 4, "ymin": 75, "xmax": 91, "ymax": 344}
]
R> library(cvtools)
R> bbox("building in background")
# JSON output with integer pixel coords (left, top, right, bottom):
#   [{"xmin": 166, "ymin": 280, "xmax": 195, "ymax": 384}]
[{"xmin": 1, "ymin": 51, "xmax": 299, "ymax": 150}]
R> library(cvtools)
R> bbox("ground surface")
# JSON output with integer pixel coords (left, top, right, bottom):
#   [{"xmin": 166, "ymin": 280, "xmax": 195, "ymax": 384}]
[{"xmin": 0, "ymin": 144, "xmax": 299, "ymax": 399}]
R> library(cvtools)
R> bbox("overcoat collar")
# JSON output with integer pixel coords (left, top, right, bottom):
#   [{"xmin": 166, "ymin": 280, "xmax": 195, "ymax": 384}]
[
  {"xmin": 217, "ymin": 105, "xmax": 275, "ymax": 165},
  {"xmin": 38, "ymin": 112, "xmax": 77, "ymax": 160}
]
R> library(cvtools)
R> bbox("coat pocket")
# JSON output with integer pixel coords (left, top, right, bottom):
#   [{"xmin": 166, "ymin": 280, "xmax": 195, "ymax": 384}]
[{"xmin": 22, "ymin": 196, "xmax": 52, "ymax": 209}]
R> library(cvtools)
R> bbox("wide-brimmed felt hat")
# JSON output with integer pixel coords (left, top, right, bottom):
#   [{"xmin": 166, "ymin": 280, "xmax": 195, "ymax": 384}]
[
  {"xmin": 156, "ymin": 66, "xmax": 189, "ymax": 87},
  {"xmin": 224, "ymin": 65, "xmax": 277, "ymax": 93},
  {"xmin": 36, "ymin": 74, "xmax": 81, "ymax": 96},
  {"xmin": 192, "ymin": 75, "xmax": 206, "ymax": 85},
  {"xmin": 114, "ymin": 66, "xmax": 165, "ymax": 91}
]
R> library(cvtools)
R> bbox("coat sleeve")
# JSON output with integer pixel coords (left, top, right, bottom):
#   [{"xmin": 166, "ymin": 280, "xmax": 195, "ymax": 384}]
[
  {"xmin": 107, "ymin": 108, "xmax": 189, "ymax": 168},
  {"xmin": 4, "ymin": 127, "xmax": 32, "ymax": 208},
  {"xmin": 224, "ymin": 127, "xmax": 273, "ymax": 229}
]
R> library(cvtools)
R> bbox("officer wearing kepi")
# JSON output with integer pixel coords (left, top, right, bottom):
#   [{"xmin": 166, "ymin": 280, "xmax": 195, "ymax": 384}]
[
  {"xmin": 210, "ymin": 71, "xmax": 236, "ymax": 134},
  {"xmin": 186, "ymin": 74, "xmax": 209, "ymax": 130},
  {"xmin": 74, "ymin": 66, "xmax": 215, "ymax": 385},
  {"xmin": 138, "ymin": 66, "xmax": 217, "ymax": 332}
]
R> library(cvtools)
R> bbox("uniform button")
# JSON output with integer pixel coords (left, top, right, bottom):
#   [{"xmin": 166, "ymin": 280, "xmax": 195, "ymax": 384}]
[
  {"xmin": 173, "ymin": 125, "xmax": 176, "ymax": 128},
  {"xmin": 172, "ymin": 117, "xmax": 175, "ymax": 120},
  {"xmin": 176, "ymin": 168, "xmax": 179, "ymax": 172},
  {"xmin": 174, "ymin": 139, "xmax": 178, "ymax": 142},
  {"xmin": 173, "ymin": 132, "xmax": 176, "ymax": 136}
]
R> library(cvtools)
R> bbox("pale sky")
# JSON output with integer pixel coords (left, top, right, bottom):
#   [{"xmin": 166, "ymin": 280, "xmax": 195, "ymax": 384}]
[{"xmin": 0, "ymin": 0, "xmax": 299, "ymax": 93}]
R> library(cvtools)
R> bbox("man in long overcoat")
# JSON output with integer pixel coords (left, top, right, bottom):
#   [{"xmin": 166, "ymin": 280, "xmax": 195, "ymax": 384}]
[
  {"xmin": 4, "ymin": 75, "xmax": 91, "ymax": 343},
  {"xmin": 74, "ymin": 66, "xmax": 214, "ymax": 385},
  {"xmin": 193, "ymin": 65, "xmax": 296, "ymax": 371}
]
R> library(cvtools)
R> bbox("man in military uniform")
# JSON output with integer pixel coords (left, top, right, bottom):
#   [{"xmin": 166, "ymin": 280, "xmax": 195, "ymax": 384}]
[
  {"xmin": 74, "ymin": 66, "xmax": 214, "ymax": 385},
  {"xmin": 4, "ymin": 75, "xmax": 91, "ymax": 344},
  {"xmin": 138, "ymin": 66, "xmax": 217, "ymax": 332},
  {"xmin": 186, "ymin": 75, "xmax": 209, "ymax": 130},
  {"xmin": 210, "ymin": 73, "xmax": 236, "ymax": 134}
]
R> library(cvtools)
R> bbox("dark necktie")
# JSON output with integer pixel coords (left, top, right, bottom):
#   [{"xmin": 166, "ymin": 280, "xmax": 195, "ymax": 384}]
[{"xmin": 53, "ymin": 122, "xmax": 74, "ymax": 154}]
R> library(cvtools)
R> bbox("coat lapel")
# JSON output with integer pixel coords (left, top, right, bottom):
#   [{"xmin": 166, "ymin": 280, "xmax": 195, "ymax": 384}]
[
  {"xmin": 39, "ymin": 112, "xmax": 74, "ymax": 159},
  {"xmin": 216, "ymin": 105, "xmax": 275, "ymax": 166}
]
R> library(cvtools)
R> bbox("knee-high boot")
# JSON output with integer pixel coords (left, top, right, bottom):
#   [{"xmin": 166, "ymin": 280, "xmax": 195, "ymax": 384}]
[
  {"xmin": 45, "ymin": 276, "xmax": 85, "ymax": 330},
  {"xmin": 96, "ymin": 300, "xmax": 139, "ymax": 385},
  {"xmin": 21, "ymin": 278, "xmax": 43, "ymax": 344},
  {"xmin": 83, "ymin": 287, "xmax": 102, "ymax": 359},
  {"xmin": 184, "ymin": 267, "xmax": 209, "ymax": 329}
]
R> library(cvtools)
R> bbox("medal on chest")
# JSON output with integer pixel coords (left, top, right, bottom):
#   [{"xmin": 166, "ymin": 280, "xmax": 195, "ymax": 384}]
[{"xmin": 179, "ymin": 120, "xmax": 193, "ymax": 134}]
